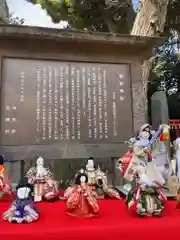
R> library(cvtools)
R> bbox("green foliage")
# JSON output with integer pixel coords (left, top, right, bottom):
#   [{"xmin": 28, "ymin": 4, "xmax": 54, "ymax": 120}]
[
  {"xmin": 9, "ymin": 14, "xmax": 24, "ymax": 25},
  {"xmin": 149, "ymin": 38, "xmax": 174, "ymax": 95},
  {"xmin": 25, "ymin": 0, "xmax": 180, "ymax": 34},
  {"xmin": 148, "ymin": 31, "xmax": 180, "ymax": 119},
  {"xmin": 26, "ymin": 0, "xmax": 135, "ymax": 33},
  {"xmin": 149, "ymin": 32, "xmax": 179, "ymax": 95}
]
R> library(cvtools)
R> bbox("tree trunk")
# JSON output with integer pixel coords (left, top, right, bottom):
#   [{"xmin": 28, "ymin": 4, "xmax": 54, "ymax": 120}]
[{"xmin": 130, "ymin": 0, "xmax": 169, "ymax": 127}]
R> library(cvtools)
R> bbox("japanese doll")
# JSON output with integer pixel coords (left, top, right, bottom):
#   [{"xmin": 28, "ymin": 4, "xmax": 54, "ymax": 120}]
[
  {"xmin": 26, "ymin": 156, "xmax": 59, "ymax": 202},
  {"xmin": 3, "ymin": 177, "xmax": 39, "ymax": 223},
  {"xmin": 64, "ymin": 169, "xmax": 99, "ymax": 218},
  {"xmin": 125, "ymin": 162, "xmax": 166, "ymax": 217},
  {"xmin": 117, "ymin": 124, "xmax": 169, "ymax": 184},
  {"xmin": 116, "ymin": 124, "xmax": 168, "ymax": 216},
  {"xmin": 0, "ymin": 155, "xmax": 15, "ymax": 201},
  {"xmin": 84, "ymin": 157, "xmax": 120, "ymax": 199}
]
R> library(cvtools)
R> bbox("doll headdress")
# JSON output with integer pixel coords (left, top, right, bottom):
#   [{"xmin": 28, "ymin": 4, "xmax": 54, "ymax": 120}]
[
  {"xmin": 16, "ymin": 177, "xmax": 34, "ymax": 200},
  {"xmin": 140, "ymin": 123, "xmax": 152, "ymax": 132},
  {"xmin": 96, "ymin": 165, "xmax": 106, "ymax": 180},
  {"xmin": 96, "ymin": 165, "xmax": 104, "ymax": 174},
  {"xmin": 16, "ymin": 177, "xmax": 34, "ymax": 193}
]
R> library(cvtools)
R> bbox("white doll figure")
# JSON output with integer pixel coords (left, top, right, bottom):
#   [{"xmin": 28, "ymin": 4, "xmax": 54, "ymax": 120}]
[
  {"xmin": 36, "ymin": 157, "xmax": 47, "ymax": 179},
  {"xmin": 26, "ymin": 156, "xmax": 59, "ymax": 202},
  {"xmin": 86, "ymin": 158, "xmax": 95, "ymax": 172}
]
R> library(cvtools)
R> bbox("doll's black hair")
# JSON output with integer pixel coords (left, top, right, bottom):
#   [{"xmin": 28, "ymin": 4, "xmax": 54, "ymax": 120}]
[
  {"xmin": 0, "ymin": 155, "xmax": 4, "ymax": 165},
  {"xmin": 75, "ymin": 173, "xmax": 88, "ymax": 185}
]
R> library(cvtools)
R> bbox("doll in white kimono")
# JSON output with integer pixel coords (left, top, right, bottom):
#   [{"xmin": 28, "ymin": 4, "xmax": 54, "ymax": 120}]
[{"xmin": 26, "ymin": 156, "xmax": 59, "ymax": 202}]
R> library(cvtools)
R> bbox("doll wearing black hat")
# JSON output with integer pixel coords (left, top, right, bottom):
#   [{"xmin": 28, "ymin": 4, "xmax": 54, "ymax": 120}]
[{"xmin": 3, "ymin": 177, "xmax": 39, "ymax": 224}]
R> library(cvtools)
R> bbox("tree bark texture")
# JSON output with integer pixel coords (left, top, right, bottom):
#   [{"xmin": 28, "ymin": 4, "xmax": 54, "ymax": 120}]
[{"xmin": 130, "ymin": 0, "xmax": 169, "ymax": 131}]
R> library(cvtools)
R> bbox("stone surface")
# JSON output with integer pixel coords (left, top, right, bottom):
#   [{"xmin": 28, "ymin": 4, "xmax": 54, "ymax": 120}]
[{"xmin": 0, "ymin": 25, "xmax": 163, "ymax": 182}]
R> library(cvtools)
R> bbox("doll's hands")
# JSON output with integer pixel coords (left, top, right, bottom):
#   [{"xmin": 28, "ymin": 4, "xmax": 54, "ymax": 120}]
[
  {"xmin": 143, "ymin": 147, "xmax": 150, "ymax": 153},
  {"xmin": 77, "ymin": 187, "xmax": 81, "ymax": 193},
  {"xmin": 159, "ymin": 124, "xmax": 164, "ymax": 130},
  {"xmin": 28, "ymin": 177, "xmax": 35, "ymax": 184}
]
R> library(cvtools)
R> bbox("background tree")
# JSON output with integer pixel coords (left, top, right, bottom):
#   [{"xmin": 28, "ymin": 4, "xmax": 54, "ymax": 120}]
[
  {"xmin": 26, "ymin": 0, "xmax": 180, "ymax": 34},
  {"xmin": 148, "ymin": 31, "xmax": 179, "ymax": 119},
  {"xmin": 26, "ymin": 0, "xmax": 135, "ymax": 33},
  {"xmin": 8, "ymin": 14, "xmax": 24, "ymax": 25}
]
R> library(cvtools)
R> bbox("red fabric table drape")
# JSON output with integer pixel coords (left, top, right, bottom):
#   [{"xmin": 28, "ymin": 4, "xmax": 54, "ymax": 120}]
[{"xmin": 0, "ymin": 200, "xmax": 179, "ymax": 240}]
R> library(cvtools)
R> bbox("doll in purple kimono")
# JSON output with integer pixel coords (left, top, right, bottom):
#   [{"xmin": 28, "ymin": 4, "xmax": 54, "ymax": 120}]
[{"xmin": 3, "ymin": 177, "xmax": 39, "ymax": 224}]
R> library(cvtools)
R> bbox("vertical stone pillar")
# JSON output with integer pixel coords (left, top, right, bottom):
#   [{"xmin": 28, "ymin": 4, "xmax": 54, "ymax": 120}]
[
  {"xmin": 151, "ymin": 91, "xmax": 169, "ymax": 128},
  {"xmin": 151, "ymin": 91, "xmax": 170, "ymax": 166}
]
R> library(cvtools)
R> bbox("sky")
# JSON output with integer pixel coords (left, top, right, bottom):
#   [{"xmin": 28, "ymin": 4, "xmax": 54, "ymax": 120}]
[
  {"xmin": 6, "ymin": 0, "xmax": 139, "ymax": 28},
  {"xmin": 6, "ymin": 0, "xmax": 67, "ymax": 28}
]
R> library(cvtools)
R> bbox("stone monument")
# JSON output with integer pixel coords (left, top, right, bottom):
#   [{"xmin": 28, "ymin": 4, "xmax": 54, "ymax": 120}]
[{"xmin": 0, "ymin": 25, "xmax": 163, "ymax": 182}]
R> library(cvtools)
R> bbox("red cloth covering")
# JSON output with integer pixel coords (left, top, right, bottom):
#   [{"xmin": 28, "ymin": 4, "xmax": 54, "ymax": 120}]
[{"xmin": 0, "ymin": 200, "xmax": 180, "ymax": 240}]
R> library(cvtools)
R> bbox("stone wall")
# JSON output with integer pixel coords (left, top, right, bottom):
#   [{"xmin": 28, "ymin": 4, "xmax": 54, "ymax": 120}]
[{"xmin": 0, "ymin": 25, "xmax": 162, "ymax": 183}]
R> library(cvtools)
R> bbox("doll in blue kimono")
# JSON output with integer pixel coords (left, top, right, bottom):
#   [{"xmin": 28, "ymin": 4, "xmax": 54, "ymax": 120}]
[{"xmin": 3, "ymin": 177, "xmax": 39, "ymax": 224}]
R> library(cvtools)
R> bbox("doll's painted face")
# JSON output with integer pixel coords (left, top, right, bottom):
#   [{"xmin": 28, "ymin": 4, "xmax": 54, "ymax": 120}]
[
  {"xmin": 36, "ymin": 157, "xmax": 44, "ymax": 166},
  {"xmin": 80, "ymin": 176, "xmax": 86, "ymax": 183},
  {"xmin": 86, "ymin": 159, "xmax": 95, "ymax": 171},
  {"xmin": 17, "ymin": 187, "xmax": 31, "ymax": 199},
  {"xmin": 139, "ymin": 130, "xmax": 150, "ymax": 139}
]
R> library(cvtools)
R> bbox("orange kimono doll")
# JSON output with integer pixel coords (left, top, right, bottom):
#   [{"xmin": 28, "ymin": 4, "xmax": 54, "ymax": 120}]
[
  {"xmin": 0, "ymin": 155, "xmax": 14, "ymax": 201},
  {"xmin": 64, "ymin": 170, "xmax": 99, "ymax": 218}
]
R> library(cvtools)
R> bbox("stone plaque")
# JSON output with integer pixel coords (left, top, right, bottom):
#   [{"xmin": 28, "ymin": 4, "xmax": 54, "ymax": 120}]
[{"xmin": 1, "ymin": 58, "xmax": 132, "ymax": 148}]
